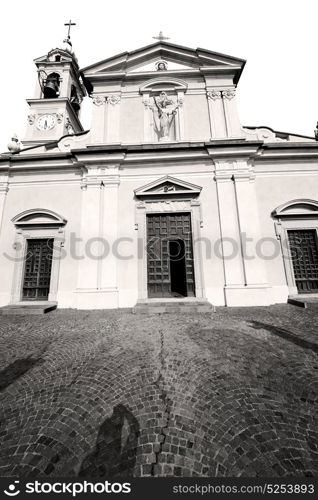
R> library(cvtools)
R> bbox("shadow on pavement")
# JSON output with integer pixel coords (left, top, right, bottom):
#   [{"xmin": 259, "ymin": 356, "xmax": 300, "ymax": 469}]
[
  {"xmin": 78, "ymin": 404, "xmax": 140, "ymax": 477},
  {"xmin": 249, "ymin": 321, "xmax": 318, "ymax": 354},
  {"xmin": 0, "ymin": 358, "xmax": 42, "ymax": 391}
]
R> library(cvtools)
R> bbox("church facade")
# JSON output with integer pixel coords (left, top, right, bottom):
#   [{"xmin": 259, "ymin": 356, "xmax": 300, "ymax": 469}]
[{"xmin": 0, "ymin": 38, "xmax": 318, "ymax": 310}]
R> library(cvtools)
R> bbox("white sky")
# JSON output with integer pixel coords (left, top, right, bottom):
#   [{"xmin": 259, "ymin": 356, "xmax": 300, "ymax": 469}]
[{"xmin": 0, "ymin": 0, "xmax": 317, "ymax": 151}]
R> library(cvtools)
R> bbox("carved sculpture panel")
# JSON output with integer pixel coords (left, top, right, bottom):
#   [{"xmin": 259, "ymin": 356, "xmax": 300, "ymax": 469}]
[{"xmin": 147, "ymin": 92, "xmax": 180, "ymax": 141}]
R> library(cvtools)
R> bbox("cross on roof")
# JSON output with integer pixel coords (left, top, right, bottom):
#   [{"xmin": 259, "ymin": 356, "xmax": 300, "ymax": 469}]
[
  {"xmin": 64, "ymin": 19, "xmax": 76, "ymax": 41},
  {"xmin": 152, "ymin": 31, "xmax": 170, "ymax": 42}
]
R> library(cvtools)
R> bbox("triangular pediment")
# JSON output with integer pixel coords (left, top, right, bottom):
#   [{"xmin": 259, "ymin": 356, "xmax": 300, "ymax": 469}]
[
  {"xmin": 134, "ymin": 175, "xmax": 202, "ymax": 198},
  {"xmin": 81, "ymin": 41, "xmax": 245, "ymax": 76}
]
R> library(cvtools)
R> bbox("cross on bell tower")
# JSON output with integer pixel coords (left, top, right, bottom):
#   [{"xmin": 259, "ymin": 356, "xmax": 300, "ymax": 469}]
[{"xmin": 64, "ymin": 19, "xmax": 76, "ymax": 46}]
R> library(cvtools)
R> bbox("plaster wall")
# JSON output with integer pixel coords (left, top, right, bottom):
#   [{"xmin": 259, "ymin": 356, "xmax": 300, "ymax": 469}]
[
  {"xmin": 0, "ymin": 176, "xmax": 82, "ymax": 307},
  {"xmin": 254, "ymin": 164, "xmax": 318, "ymax": 302}
]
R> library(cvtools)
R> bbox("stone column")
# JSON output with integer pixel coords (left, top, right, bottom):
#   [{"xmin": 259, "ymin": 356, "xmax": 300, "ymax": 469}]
[
  {"xmin": 207, "ymin": 89, "xmax": 227, "ymax": 139},
  {"xmin": 221, "ymin": 88, "xmax": 243, "ymax": 138}
]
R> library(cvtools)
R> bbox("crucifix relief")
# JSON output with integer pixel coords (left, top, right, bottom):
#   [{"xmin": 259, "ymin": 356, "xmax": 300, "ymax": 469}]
[{"xmin": 148, "ymin": 92, "xmax": 181, "ymax": 141}]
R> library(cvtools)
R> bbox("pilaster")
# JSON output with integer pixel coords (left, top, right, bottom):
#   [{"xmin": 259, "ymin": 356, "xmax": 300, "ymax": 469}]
[
  {"xmin": 233, "ymin": 168, "xmax": 269, "ymax": 286},
  {"xmin": 207, "ymin": 89, "xmax": 227, "ymax": 138},
  {"xmin": 76, "ymin": 170, "xmax": 103, "ymax": 291},
  {"xmin": 106, "ymin": 94, "xmax": 121, "ymax": 143},
  {"xmin": 91, "ymin": 95, "xmax": 107, "ymax": 143},
  {"xmin": 213, "ymin": 159, "xmax": 271, "ymax": 306},
  {"xmin": 176, "ymin": 91, "xmax": 185, "ymax": 140},
  {"xmin": 221, "ymin": 88, "xmax": 243, "ymax": 138},
  {"xmin": 76, "ymin": 166, "xmax": 120, "ymax": 309},
  {"xmin": 142, "ymin": 94, "xmax": 154, "ymax": 142},
  {"xmin": 214, "ymin": 162, "xmax": 245, "ymax": 287},
  {"xmin": 99, "ymin": 168, "xmax": 120, "ymax": 297},
  {"xmin": 0, "ymin": 171, "xmax": 9, "ymax": 238}
]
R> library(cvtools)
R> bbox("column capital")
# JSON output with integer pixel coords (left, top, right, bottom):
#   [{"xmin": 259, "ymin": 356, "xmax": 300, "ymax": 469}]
[
  {"xmin": 207, "ymin": 89, "xmax": 222, "ymax": 100},
  {"xmin": 92, "ymin": 95, "xmax": 106, "ymax": 106},
  {"xmin": 213, "ymin": 159, "xmax": 255, "ymax": 182},
  {"xmin": 106, "ymin": 94, "xmax": 121, "ymax": 105},
  {"xmin": 222, "ymin": 88, "xmax": 236, "ymax": 100}
]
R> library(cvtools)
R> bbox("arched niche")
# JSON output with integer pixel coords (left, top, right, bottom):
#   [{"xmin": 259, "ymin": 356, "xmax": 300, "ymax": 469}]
[
  {"xmin": 140, "ymin": 77, "xmax": 188, "ymax": 94},
  {"xmin": 140, "ymin": 78, "xmax": 188, "ymax": 142}
]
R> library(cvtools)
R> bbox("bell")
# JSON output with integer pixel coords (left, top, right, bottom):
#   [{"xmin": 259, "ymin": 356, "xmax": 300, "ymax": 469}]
[{"xmin": 43, "ymin": 79, "xmax": 59, "ymax": 98}]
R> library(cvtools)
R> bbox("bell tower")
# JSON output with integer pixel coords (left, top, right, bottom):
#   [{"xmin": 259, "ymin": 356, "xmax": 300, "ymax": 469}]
[{"xmin": 23, "ymin": 21, "xmax": 86, "ymax": 147}]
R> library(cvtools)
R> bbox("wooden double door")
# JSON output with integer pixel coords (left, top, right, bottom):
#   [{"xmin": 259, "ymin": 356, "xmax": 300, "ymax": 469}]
[
  {"xmin": 147, "ymin": 213, "xmax": 195, "ymax": 298},
  {"xmin": 288, "ymin": 229, "xmax": 318, "ymax": 293},
  {"xmin": 22, "ymin": 238, "xmax": 54, "ymax": 300}
]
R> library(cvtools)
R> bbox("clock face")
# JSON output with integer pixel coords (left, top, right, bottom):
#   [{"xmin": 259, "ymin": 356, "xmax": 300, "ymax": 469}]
[{"xmin": 36, "ymin": 114, "xmax": 56, "ymax": 131}]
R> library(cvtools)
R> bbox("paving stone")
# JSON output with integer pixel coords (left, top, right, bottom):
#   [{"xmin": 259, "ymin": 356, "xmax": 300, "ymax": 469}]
[{"xmin": 0, "ymin": 305, "xmax": 317, "ymax": 477}]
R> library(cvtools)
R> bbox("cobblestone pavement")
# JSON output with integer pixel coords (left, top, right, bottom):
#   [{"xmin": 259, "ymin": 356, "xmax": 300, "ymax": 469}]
[{"xmin": 0, "ymin": 305, "xmax": 317, "ymax": 478}]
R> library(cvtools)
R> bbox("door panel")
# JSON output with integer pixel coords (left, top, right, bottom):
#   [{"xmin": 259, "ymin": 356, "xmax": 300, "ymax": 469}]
[
  {"xmin": 22, "ymin": 239, "xmax": 54, "ymax": 300},
  {"xmin": 147, "ymin": 213, "xmax": 195, "ymax": 298},
  {"xmin": 288, "ymin": 229, "xmax": 318, "ymax": 293}
]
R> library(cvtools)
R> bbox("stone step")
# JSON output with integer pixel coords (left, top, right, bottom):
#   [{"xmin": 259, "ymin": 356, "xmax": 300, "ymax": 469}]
[
  {"xmin": 288, "ymin": 297, "xmax": 318, "ymax": 309},
  {"xmin": 133, "ymin": 300, "xmax": 215, "ymax": 314},
  {"xmin": 0, "ymin": 303, "xmax": 57, "ymax": 315},
  {"xmin": 137, "ymin": 301, "xmax": 208, "ymax": 307}
]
